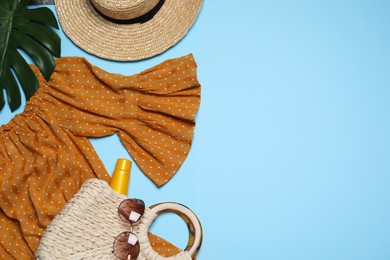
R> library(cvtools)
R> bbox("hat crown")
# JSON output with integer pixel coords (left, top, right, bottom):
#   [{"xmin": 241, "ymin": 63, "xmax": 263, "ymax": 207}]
[{"xmin": 91, "ymin": 0, "xmax": 160, "ymax": 20}]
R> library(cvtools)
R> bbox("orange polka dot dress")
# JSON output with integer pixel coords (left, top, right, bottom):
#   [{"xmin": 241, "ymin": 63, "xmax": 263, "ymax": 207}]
[{"xmin": 0, "ymin": 54, "xmax": 200, "ymax": 259}]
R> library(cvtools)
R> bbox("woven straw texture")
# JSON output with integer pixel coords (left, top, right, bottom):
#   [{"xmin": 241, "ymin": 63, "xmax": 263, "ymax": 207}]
[
  {"xmin": 91, "ymin": 0, "xmax": 161, "ymax": 20},
  {"xmin": 54, "ymin": 0, "xmax": 203, "ymax": 61},
  {"xmin": 35, "ymin": 179, "xmax": 192, "ymax": 259}
]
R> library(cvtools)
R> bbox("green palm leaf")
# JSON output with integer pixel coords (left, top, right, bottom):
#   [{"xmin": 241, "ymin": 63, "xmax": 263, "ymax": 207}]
[{"xmin": 0, "ymin": 0, "xmax": 60, "ymax": 111}]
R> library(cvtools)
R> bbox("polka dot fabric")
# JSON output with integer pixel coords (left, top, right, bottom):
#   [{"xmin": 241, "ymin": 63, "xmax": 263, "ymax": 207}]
[{"xmin": 0, "ymin": 54, "xmax": 200, "ymax": 259}]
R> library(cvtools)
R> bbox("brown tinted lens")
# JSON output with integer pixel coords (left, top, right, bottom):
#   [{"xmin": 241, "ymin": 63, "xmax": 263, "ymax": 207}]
[
  {"xmin": 118, "ymin": 199, "xmax": 145, "ymax": 224},
  {"xmin": 113, "ymin": 232, "xmax": 140, "ymax": 260}
]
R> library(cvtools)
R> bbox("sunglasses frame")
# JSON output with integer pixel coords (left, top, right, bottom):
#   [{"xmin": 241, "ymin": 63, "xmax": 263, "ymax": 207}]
[{"xmin": 113, "ymin": 198, "xmax": 145, "ymax": 260}]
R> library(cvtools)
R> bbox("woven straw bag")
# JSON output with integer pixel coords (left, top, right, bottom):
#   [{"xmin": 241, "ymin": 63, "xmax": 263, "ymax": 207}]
[{"xmin": 35, "ymin": 179, "xmax": 202, "ymax": 259}]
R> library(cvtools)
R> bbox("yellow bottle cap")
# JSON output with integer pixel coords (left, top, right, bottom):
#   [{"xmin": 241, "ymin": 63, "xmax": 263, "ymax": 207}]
[
  {"xmin": 109, "ymin": 158, "xmax": 132, "ymax": 195},
  {"xmin": 115, "ymin": 158, "xmax": 131, "ymax": 172}
]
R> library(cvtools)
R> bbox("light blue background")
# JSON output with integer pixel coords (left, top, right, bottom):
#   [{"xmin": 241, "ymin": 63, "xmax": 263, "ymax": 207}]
[{"xmin": 1, "ymin": 1, "xmax": 390, "ymax": 259}]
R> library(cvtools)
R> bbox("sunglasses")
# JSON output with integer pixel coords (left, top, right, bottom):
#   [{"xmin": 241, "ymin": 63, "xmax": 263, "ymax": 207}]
[{"xmin": 113, "ymin": 199, "xmax": 145, "ymax": 260}]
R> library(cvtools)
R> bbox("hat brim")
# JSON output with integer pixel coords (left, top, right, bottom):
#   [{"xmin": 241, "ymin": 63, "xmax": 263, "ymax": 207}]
[{"xmin": 55, "ymin": 0, "xmax": 203, "ymax": 61}]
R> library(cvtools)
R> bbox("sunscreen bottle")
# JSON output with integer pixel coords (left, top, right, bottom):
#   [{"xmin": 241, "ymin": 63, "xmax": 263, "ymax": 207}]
[{"xmin": 109, "ymin": 158, "xmax": 131, "ymax": 195}]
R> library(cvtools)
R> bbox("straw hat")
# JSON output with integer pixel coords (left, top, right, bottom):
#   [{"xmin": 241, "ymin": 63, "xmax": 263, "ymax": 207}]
[{"xmin": 54, "ymin": 0, "xmax": 203, "ymax": 61}]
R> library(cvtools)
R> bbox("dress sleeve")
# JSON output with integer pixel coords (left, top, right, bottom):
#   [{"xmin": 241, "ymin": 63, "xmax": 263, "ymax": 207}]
[{"xmin": 45, "ymin": 54, "xmax": 200, "ymax": 187}]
